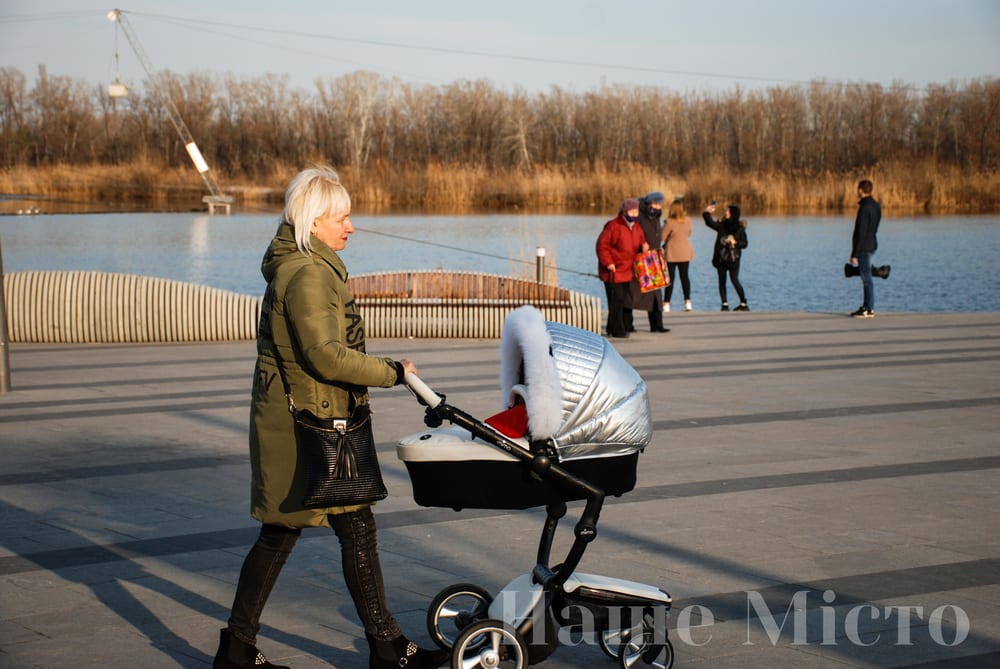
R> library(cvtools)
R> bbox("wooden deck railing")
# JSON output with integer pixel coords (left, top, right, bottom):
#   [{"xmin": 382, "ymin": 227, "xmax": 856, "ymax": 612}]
[{"xmin": 347, "ymin": 270, "xmax": 601, "ymax": 338}]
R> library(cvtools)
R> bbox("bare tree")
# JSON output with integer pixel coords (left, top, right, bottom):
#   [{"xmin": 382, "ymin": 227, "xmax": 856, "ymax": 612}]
[
  {"xmin": 0, "ymin": 68, "xmax": 29, "ymax": 165},
  {"xmin": 316, "ymin": 71, "xmax": 384, "ymax": 170},
  {"xmin": 1, "ymin": 65, "xmax": 997, "ymax": 210}
]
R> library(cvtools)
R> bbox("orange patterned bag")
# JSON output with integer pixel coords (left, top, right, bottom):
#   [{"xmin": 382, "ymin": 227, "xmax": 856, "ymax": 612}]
[{"xmin": 633, "ymin": 250, "xmax": 669, "ymax": 293}]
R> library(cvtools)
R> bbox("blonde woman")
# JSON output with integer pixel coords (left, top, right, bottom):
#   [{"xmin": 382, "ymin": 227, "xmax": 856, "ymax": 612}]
[
  {"xmin": 214, "ymin": 166, "xmax": 447, "ymax": 669},
  {"xmin": 661, "ymin": 198, "xmax": 695, "ymax": 312}
]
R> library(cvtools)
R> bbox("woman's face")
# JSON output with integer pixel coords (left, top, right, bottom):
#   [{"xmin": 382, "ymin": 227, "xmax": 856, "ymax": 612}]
[{"xmin": 312, "ymin": 208, "xmax": 354, "ymax": 251}]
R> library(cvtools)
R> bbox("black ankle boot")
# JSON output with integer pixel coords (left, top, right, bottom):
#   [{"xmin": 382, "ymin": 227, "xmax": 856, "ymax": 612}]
[
  {"xmin": 214, "ymin": 628, "xmax": 289, "ymax": 669},
  {"xmin": 648, "ymin": 310, "xmax": 669, "ymax": 333},
  {"xmin": 368, "ymin": 633, "xmax": 449, "ymax": 668}
]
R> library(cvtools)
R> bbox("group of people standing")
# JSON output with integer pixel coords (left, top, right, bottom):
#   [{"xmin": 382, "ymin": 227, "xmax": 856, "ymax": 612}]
[
  {"xmin": 595, "ymin": 195, "xmax": 657, "ymax": 338},
  {"xmin": 596, "ymin": 192, "xmax": 751, "ymax": 338}
]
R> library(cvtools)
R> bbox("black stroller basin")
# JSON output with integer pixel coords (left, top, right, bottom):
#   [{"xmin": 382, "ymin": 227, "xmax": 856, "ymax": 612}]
[{"xmin": 399, "ymin": 424, "xmax": 639, "ymax": 510}]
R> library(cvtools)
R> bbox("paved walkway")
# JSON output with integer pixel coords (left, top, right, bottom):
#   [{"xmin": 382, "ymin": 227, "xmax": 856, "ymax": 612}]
[{"xmin": 1, "ymin": 310, "xmax": 998, "ymax": 668}]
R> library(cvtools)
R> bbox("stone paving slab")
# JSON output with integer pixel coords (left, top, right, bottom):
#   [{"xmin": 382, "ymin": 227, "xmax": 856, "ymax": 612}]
[{"xmin": 1, "ymin": 311, "xmax": 999, "ymax": 668}]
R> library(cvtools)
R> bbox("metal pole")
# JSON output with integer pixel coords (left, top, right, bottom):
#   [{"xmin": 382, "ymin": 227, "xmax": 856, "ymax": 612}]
[
  {"xmin": 0, "ymin": 237, "xmax": 11, "ymax": 392},
  {"xmin": 536, "ymin": 246, "xmax": 546, "ymax": 284}
]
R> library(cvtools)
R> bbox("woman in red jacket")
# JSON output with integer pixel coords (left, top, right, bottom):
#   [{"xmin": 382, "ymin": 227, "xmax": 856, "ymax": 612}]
[{"xmin": 597, "ymin": 198, "xmax": 649, "ymax": 338}]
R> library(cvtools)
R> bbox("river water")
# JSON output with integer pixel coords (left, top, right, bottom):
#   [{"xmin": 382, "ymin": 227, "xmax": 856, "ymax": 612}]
[{"xmin": 1, "ymin": 212, "xmax": 998, "ymax": 313}]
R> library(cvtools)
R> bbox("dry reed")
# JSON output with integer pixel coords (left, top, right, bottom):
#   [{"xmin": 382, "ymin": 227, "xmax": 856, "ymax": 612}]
[{"xmin": 2, "ymin": 161, "xmax": 998, "ymax": 215}]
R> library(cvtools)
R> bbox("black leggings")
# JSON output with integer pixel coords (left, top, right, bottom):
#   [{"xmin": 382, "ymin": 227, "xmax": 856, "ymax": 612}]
[
  {"xmin": 664, "ymin": 262, "xmax": 691, "ymax": 302},
  {"xmin": 717, "ymin": 262, "xmax": 747, "ymax": 305},
  {"xmin": 226, "ymin": 506, "xmax": 401, "ymax": 645}
]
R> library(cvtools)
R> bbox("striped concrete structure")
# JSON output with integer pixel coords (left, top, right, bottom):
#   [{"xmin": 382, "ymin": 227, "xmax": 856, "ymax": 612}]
[
  {"xmin": 2, "ymin": 271, "xmax": 261, "ymax": 343},
  {"xmin": 0, "ymin": 311, "xmax": 997, "ymax": 668},
  {"xmin": 2, "ymin": 270, "xmax": 601, "ymax": 343}
]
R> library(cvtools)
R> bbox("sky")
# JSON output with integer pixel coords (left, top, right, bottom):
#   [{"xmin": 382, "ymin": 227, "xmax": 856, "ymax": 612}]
[{"xmin": 1, "ymin": 1, "xmax": 998, "ymax": 96}]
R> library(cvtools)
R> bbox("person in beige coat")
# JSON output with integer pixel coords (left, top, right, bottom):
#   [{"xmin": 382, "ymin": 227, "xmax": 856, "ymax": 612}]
[
  {"xmin": 661, "ymin": 198, "xmax": 695, "ymax": 312},
  {"xmin": 214, "ymin": 166, "xmax": 446, "ymax": 669}
]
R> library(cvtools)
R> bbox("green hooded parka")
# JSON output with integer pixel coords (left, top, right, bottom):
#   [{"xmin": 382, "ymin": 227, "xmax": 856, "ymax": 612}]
[{"xmin": 249, "ymin": 221, "xmax": 400, "ymax": 528}]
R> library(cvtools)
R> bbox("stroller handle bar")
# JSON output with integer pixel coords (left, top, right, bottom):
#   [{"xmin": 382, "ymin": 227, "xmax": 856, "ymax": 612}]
[{"xmin": 404, "ymin": 372, "xmax": 442, "ymax": 409}]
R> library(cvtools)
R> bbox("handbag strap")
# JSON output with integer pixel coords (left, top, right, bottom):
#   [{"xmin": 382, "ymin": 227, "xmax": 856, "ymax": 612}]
[
  {"xmin": 269, "ymin": 343, "xmax": 362, "ymax": 417},
  {"xmin": 269, "ymin": 344, "xmax": 298, "ymax": 414}
]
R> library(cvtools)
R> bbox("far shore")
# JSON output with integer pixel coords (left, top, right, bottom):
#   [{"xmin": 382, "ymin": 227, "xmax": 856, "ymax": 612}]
[{"xmin": 3, "ymin": 162, "xmax": 999, "ymax": 216}]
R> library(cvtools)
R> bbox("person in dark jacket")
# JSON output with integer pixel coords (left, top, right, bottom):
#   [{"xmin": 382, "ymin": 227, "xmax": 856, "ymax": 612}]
[
  {"xmin": 214, "ymin": 166, "xmax": 447, "ymax": 669},
  {"xmin": 703, "ymin": 203, "xmax": 749, "ymax": 311},
  {"xmin": 849, "ymin": 179, "xmax": 882, "ymax": 318},
  {"xmin": 597, "ymin": 198, "xmax": 649, "ymax": 338},
  {"xmin": 628, "ymin": 191, "xmax": 669, "ymax": 332}
]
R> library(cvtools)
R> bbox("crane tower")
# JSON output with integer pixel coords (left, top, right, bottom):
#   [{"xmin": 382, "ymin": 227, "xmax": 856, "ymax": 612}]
[{"xmin": 107, "ymin": 9, "xmax": 234, "ymax": 214}]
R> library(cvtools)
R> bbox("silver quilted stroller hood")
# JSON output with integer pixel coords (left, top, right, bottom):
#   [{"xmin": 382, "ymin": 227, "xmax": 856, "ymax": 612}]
[{"xmin": 499, "ymin": 306, "xmax": 652, "ymax": 461}]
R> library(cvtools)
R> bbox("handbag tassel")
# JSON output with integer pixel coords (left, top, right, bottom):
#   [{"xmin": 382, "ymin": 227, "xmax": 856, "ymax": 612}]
[{"xmin": 335, "ymin": 434, "xmax": 359, "ymax": 480}]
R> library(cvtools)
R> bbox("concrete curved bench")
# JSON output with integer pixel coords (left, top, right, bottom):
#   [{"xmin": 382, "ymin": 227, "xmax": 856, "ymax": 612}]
[{"xmin": 2, "ymin": 271, "xmax": 261, "ymax": 343}]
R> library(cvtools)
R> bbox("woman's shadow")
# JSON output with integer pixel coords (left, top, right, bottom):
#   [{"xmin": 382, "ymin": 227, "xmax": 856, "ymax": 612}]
[{"xmin": 0, "ymin": 497, "xmax": 366, "ymax": 667}]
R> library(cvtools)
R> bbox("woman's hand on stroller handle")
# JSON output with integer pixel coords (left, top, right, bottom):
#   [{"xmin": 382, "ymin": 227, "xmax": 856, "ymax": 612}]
[{"xmin": 404, "ymin": 372, "xmax": 443, "ymax": 409}]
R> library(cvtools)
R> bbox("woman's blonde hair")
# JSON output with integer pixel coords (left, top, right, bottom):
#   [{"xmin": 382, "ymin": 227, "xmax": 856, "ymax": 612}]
[
  {"xmin": 282, "ymin": 165, "xmax": 351, "ymax": 254},
  {"xmin": 666, "ymin": 199, "xmax": 686, "ymax": 220}
]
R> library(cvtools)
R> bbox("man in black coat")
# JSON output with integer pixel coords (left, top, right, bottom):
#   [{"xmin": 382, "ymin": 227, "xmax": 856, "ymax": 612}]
[
  {"xmin": 629, "ymin": 191, "xmax": 669, "ymax": 332},
  {"xmin": 850, "ymin": 179, "xmax": 882, "ymax": 318}
]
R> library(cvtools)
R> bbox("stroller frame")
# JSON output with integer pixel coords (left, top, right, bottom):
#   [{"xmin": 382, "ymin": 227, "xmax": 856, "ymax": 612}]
[{"xmin": 404, "ymin": 373, "xmax": 674, "ymax": 669}]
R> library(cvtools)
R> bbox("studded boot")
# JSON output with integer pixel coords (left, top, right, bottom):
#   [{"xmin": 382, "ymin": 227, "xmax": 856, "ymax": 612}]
[
  {"xmin": 367, "ymin": 632, "xmax": 449, "ymax": 669},
  {"xmin": 213, "ymin": 628, "xmax": 289, "ymax": 669}
]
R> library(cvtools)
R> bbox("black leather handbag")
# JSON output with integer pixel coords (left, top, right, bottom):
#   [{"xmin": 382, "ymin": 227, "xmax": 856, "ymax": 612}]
[
  {"xmin": 272, "ymin": 347, "xmax": 388, "ymax": 508},
  {"xmin": 293, "ymin": 404, "xmax": 388, "ymax": 508}
]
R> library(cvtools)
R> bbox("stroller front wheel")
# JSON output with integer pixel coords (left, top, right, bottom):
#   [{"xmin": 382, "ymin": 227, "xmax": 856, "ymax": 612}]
[
  {"xmin": 451, "ymin": 620, "xmax": 528, "ymax": 669},
  {"xmin": 620, "ymin": 633, "xmax": 674, "ymax": 669},
  {"xmin": 599, "ymin": 619, "xmax": 643, "ymax": 660},
  {"xmin": 428, "ymin": 583, "xmax": 494, "ymax": 650}
]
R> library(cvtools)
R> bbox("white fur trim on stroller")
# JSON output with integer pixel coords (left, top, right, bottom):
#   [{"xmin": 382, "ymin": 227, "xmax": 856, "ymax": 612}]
[{"xmin": 398, "ymin": 306, "xmax": 673, "ymax": 668}]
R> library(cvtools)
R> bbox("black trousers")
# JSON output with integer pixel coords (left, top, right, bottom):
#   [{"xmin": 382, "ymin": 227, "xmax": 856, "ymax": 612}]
[
  {"xmin": 226, "ymin": 506, "xmax": 402, "ymax": 645},
  {"xmin": 604, "ymin": 281, "xmax": 631, "ymax": 336},
  {"xmin": 664, "ymin": 261, "xmax": 691, "ymax": 302},
  {"xmin": 717, "ymin": 262, "xmax": 747, "ymax": 305}
]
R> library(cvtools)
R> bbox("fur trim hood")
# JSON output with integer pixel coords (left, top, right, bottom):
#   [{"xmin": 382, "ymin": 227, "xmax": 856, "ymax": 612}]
[{"xmin": 499, "ymin": 306, "xmax": 652, "ymax": 460}]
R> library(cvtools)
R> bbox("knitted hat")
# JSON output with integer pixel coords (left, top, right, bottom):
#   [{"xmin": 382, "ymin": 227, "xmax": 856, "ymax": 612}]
[
  {"xmin": 728, "ymin": 204, "xmax": 741, "ymax": 221},
  {"xmin": 645, "ymin": 191, "xmax": 665, "ymax": 204},
  {"xmin": 621, "ymin": 198, "xmax": 640, "ymax": 213}
]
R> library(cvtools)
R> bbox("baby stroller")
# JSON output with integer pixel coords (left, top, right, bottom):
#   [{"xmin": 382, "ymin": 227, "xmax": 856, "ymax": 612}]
[{"xmin": 398, "ymin": 306, "xmax": 674, "ymax": 668}]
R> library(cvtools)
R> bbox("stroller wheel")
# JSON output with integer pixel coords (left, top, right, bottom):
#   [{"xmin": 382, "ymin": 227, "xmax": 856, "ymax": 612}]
[
  {"xmin": 598, "ymin": 609, "xmax": 644, "ymax": 660},
  {"xmin": 619, "ymin": 632, "xmax": 674, "ymax": 669},
  {"xmin": 427, "ymin": 583, "xmax": 494, "ymax": 650},
  {"xmin": 451, "ymin": 620, "xmax": 528, "ymax": 669}
]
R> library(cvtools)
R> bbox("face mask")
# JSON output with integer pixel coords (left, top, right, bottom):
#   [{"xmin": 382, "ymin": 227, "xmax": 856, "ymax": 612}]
[{"xmin": 624, "ymin": 214, "xmax": 638, "ymax": 223}]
